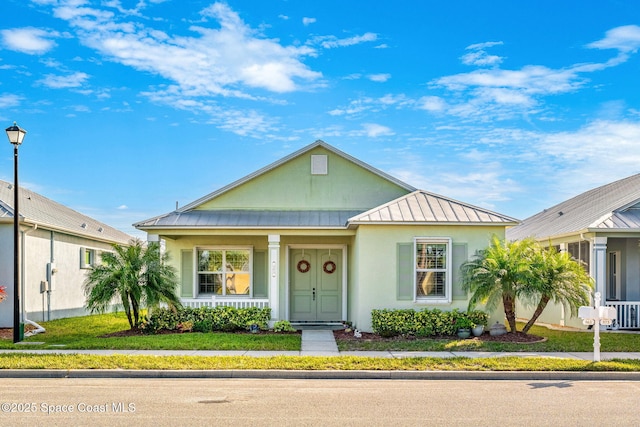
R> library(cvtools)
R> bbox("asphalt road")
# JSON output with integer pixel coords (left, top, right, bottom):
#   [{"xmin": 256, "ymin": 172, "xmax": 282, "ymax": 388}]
[{"xmin": 1, "ymin": 378, "xmax": 639, "ymax": 426}]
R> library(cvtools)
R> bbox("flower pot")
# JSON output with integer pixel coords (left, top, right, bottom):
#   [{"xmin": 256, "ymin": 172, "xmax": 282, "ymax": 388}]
[
  {"xmin": 457, "ymin": 328, "xmax": 471, "ymax": 339},
  {"xmin": 471, "ymin": 325, "xmax": 485, "ymax": 337},
  {"xmin": 489, "ymin": 322, "xmax": 507, "ymax": 336}
]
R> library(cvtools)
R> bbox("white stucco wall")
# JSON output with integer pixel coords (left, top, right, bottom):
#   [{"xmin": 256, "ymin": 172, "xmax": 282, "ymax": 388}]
[{"xmin": 0, "ymin": 224, "xmax": 120, "ymax": 327}]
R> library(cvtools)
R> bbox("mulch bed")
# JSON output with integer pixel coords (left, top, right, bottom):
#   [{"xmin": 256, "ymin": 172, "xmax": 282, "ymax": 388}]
[
  {"xmin": 0, "ymin": 325, "xmax": 37, "ymax": 340},
  {"xmin": 333, "ymin": 329, "xmax": 545, "ymax": 344}
]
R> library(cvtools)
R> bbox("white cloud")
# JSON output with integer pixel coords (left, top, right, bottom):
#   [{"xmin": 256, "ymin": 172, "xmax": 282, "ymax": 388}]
[
  {"xmin": 1, "ymin": 27, "xmax": 58, "ymax": 55},
  {"xmin": 461, "ymin": 41, "xmax": 504, "ymax": 66},
  {"xmin": 46, "ymin": 1, "xmax": 321, "ymax": 98},
  {"xmin": 0, "ymin": 94, "xmax": 22, "ymax": 108},
  {"xmin": 588, "ymin": 25, "xmax": 640, "ymax": 53},
  {"xmin": 361, "ymin": 123, "xmax": 393, "ymax": 137},
  {"xmin": 37, "ymin": 72, "xmax": 89, "ymax": 88},
  {"xmin": 418, "ymin": 96, "xmax": 446, "ymax": 112},
  {"xmin": 315, "ymin": 32, "xmax": 377, "ymax": 49},
  {"xmin": 368, "ymin": 73, "xmax": 391, "ymax": 82},
  {"xmin": 302, "ymin": 17, "xmax": 316, "ymax": 26}
]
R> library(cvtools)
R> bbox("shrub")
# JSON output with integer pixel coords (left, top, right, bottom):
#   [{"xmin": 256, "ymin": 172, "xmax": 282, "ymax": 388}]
[
  {"xmin": 273, "ymin": 320, "xmax": 296, "ymax": 333},
  {"xmin": 143, "ymin": 306, "xmax": 271, "ymax": 333},
  {"xmin": 371, "ymin": 308, "xmax": 488, "ymax": 338},
  {"xmin": 467, "ymin": 310, "xmax": 489, "ymax": 327}
]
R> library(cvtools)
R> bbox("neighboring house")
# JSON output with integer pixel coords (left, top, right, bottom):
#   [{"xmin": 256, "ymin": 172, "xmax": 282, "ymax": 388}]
[
  {"xmin": 0, "ymin": 180, "xmax": 132, "ymax": 327},
  {"xmin": 507, "ymin": 173, "xmax": 640, "ymax": 330},
  {"xmin": 134, "ymin": 141, "xmax": 518, "ymax": 332}
]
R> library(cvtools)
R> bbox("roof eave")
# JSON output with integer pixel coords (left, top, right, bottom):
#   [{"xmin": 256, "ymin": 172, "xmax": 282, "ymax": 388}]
[{"xmin": 347, "ymin": 221, "xmax": 519, "ymax": 227}]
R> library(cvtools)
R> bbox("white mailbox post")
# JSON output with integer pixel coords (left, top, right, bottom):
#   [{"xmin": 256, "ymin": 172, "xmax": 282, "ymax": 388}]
[{"xmin": 578, "ymin": 292, "xmax": 617, "ymax": 362}]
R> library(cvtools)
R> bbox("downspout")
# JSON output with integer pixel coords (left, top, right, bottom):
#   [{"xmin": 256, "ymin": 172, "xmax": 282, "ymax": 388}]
[
  {"xmin": 48, "ymin": 230, "xmax": 54, "ymax": 321},
  {"xmin": 21, "ymin": 223, "xmax": 46, "ymax": 337}
]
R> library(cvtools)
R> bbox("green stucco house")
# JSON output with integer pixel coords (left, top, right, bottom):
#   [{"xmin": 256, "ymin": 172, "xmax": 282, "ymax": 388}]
[{"xmin": 134, "ymin": 141, "xmax": 518, "ymax": 331}]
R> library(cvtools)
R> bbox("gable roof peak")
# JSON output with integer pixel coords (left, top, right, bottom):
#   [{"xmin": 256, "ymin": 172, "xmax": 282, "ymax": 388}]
[
  {"xmin": 176, "ymin": 140, "xmax": 415, "ymax": 212},
  {"xmin": 349, "ymin": 189, "xmax": 519, "ymax": 225}
]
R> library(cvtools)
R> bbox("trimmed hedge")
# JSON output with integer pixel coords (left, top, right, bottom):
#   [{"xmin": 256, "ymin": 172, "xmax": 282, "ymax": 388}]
[
  {"xmin": 143, "ymin": 306, "xmax": 271, "ymax": 333},
  {"xmin": 371, "ymin": 308, "xmax": 488, "ymax": 338}
]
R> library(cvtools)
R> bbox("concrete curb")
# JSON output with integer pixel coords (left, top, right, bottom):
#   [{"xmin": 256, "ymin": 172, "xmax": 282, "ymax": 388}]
[{"xmin": 1, "ymin": 369, "xmax": 640, "ymax": 381}]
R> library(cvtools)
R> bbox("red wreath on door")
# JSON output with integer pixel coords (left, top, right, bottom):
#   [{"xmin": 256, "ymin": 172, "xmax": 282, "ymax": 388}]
[
  {"xmin": 323, "ymin": 260, "xmax": 336, "ymax": 274},
  {"xmin": 297, "ymin": 259, "xmax": 311, "ymax": 273}
]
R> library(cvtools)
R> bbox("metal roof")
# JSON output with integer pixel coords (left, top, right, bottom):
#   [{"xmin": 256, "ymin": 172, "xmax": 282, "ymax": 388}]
[
  {"xmin": 348, "ymin": 190, "xmax": 519, "ymax": 225},
  {"xmin": 507, "ymin": 173, "xmax": 640, "ymax": 240},
  {"xmin": 134, "ymin": 209, "xmax": 365, "ymax": 228},
  {"xmin": 0, "ymin": 180, "xmax": 132, "ymax": 244}
]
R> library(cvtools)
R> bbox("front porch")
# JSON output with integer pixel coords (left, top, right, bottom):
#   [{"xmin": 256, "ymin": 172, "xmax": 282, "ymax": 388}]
[
  {"xmin": 606, "ymin": 301, "xmax": 640, "ymax": 329},
  {"xmin": 181, "ymin": 296, "xmax": 270, "ymax": 310},
  {"xmin": 592, "ymin": 236, "xmax": 640, "ymax": 329}
]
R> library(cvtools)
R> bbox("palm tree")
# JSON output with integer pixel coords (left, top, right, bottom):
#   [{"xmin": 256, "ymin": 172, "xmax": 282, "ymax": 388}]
[
  {"xmin": 461, "ymin": 235, "xmax": 537, "ymax": 333},
  {"xmin": 520, "ymin": 246, "xmax": 593, "ymax": 334},
  {"xmin": 84, "ymin": 238, "xmax": 181, "ymax": 329}
]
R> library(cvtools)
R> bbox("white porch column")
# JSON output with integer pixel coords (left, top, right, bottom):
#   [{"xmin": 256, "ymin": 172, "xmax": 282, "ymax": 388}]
[
  {"xmin": 592, "ymin": 237, "xmax": 608, "ymax": 300},
  {"xmin": 268, "ymin": 234, "xmax": 280, "ymax": 320}
]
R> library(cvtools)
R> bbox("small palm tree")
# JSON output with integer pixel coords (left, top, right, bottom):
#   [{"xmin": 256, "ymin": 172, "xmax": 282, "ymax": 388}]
[
  {"xmin": 520, "ymin": 246, "xmax": 593, "ymax": 334},
  {"xmin": 461, "ymin": 235, "xmax": 537, "ymax": 333},
  {"xmin": 84, "ymin": 238, "xmax": 181, "ymax": 329}
]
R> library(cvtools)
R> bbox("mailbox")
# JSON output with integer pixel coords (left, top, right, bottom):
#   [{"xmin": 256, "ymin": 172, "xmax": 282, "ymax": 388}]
[
  {"xmin": 598, "ymin": 306, "xmax": 617, "ymax": 321},
  {"xmin": 579, "ymin": 306, "xmax": 597, "ymax": 321}
]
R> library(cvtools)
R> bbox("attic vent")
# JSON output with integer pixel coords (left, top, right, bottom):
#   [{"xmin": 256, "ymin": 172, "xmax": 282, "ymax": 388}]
[
  {"xmin": 81, "ymin": 223, "xmax": 87, "ymax": 229},
  {"xmin": 98, "ymin": 227, "xmax": 103, "ymax": 233},
  {"xmin": 311, "ymin": 155, "xmax": 328, "ymax": 175}
]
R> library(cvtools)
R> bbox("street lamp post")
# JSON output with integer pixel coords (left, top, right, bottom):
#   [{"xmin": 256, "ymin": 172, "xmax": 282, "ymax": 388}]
[{"xmin": 5, "ymin": 122, "xmax": 26, "ymax": 343}]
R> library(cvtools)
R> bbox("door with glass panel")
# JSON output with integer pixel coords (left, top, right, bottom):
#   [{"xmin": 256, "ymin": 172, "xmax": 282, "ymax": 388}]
[{"xmin": 290, "ymin": 249, "xmax": 342, "ymax": 321}]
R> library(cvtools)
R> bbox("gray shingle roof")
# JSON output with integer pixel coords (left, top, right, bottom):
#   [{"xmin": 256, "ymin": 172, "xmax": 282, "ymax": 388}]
[
  {"xmin": 507, "ymin": 173, "xmax": 640, "ymax": 240},
  {"xmin": 0, "ymin": 180, "xmax": 132, "ymax": 244},
  {"xmin": 348, "ymin": 190, "xmax": 519, "ymax": 225}
]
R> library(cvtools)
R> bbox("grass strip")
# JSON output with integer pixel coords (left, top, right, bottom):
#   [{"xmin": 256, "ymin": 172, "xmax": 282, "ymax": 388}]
[{"xmin": 1, "ymin": 353, "xmax": 640, "ymax": 371}]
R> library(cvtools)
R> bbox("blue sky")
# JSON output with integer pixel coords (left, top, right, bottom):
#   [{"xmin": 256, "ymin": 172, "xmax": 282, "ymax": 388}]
[{"xmin": 2, "ymin": 1, "xmax": 640, "ymax": 238}]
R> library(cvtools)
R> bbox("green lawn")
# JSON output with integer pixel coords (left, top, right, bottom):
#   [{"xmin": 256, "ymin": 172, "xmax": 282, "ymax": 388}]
[
  {"xmin": 2, "ymin": 314, "xmax": 640, "ymax": 371},
  {"xmin": 0, "ymin": 313, "xmax": 300, "ymax": 351}
]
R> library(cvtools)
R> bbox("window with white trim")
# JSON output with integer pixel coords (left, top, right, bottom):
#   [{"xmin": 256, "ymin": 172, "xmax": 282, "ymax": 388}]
[
  {"xmin": 567, "ymin": 241, "xmax": 590, "ymax": 272},
  {"xmin": 80, "ymin": 247, "xmax": 96, "ymax": 269},
  {"xmin": 414, "ymin": 237, "xmax": 452, "ymax": 302},
  {"xmin": 197, "ymin": 248, "xmax": 252, "ymax": 296}
]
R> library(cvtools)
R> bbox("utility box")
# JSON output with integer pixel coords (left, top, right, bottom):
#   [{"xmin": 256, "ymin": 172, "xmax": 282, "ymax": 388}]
[{"xmin": 46, "ymin": 262, "xmax": 56, "ymax": 291}]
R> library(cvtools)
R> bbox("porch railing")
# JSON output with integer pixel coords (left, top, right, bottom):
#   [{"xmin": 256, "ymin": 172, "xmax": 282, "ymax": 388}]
[
  {"xmin": 180, "ymin": 297, "xmax": 270, "ymax": 310},
  {"xmin": 605, "ymin": 301, "xmax": 640, "ymax": 329}
]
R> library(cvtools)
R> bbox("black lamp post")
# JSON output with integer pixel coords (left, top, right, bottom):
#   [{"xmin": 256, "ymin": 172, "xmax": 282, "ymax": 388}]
[{"xmin": 5, "ymin": 122, "xmax": 26, "ymax": 343}]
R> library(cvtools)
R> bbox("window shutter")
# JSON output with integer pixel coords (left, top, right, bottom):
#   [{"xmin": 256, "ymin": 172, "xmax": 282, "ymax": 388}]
[
  {"xmin": 180, "ymin": 250, "xmax": 193, "ymax": 298},
  {"xmin": 253, "ymin": 250, "xmax": 267, "ymax": 298},
  {"xmin": 452, "ymin": 243, "xmax": 468, "ymax": 300},
  {"xmin": 80, "ymin": 247, "xmax": 87, "ymax": 269},
  {"xmin": 397, "ymin": 243, "xmax": 414, "ymax": 300}
]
